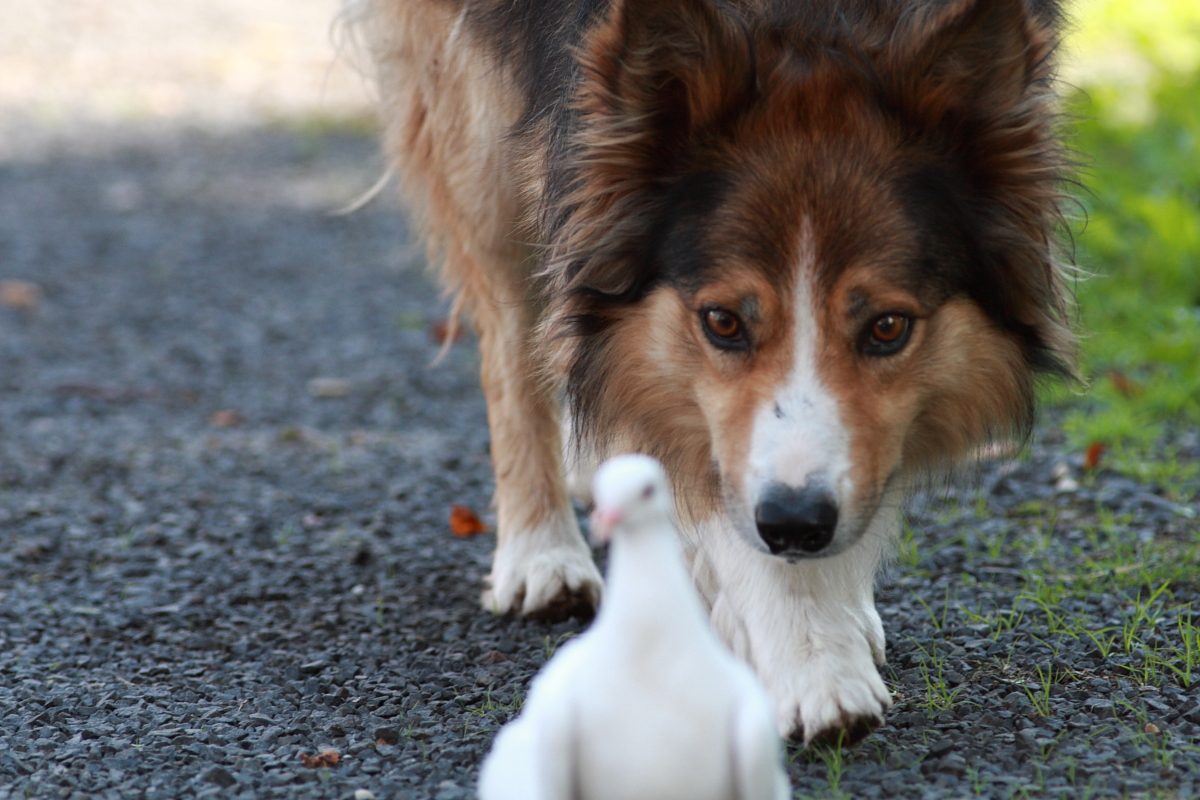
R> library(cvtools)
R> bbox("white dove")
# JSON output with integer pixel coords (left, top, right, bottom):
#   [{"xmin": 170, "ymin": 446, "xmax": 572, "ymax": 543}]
[{"xmin": 477, "ymin": 453, "xmax": 792, "ymax": 800}]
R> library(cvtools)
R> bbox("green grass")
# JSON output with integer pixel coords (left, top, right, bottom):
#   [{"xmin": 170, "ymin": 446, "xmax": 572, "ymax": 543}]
[
  {"xmin": 906, "ymin": 637, "xmax": 967, "ymax": 712},
  {"xmin": 461, "ymin": 689, "xmax": 526, "ymax": 740},
  {"xmin": 793, "ymin": 734, "xmax": 854, "ymax": 800},
  {"xmin": 957, "ymin": 507, "xmax": 1200, "ymax": 691},
  {"xmin": 1049, "ymin": 0, "xmax": 1200, "ymax": 478},
  {"xmin": 1019, "ymin": 664, "xmax": 1062, "ymax": 718}
]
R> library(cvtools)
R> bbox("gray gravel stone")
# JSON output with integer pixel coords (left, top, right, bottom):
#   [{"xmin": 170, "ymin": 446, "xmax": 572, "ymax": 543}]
[{"xmin": 201, "ymin": 766, "xmax": 237, "ymax": 788}]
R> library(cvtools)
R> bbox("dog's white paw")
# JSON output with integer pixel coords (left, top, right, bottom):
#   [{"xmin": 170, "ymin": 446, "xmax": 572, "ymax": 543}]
[
  {"xmin": 483, "ymin": 522, "xmax": 602, "ymax": 620},
  {"xmin": 769, "ymin": 647, "xmax": 892, "ymax": 745},
  {"xmin": 701, "ymin": 513, "xmax": 894, "ymax": 746},
  {"xmin": 715, "ymin": 595, "xmax": 892, "ymax": 745}
]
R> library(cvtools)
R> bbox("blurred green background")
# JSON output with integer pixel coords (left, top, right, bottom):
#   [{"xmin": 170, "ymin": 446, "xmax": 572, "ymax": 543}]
[{"xmin": 1058, "ymin": 0, "xmax": 1200, "ymax": 497}]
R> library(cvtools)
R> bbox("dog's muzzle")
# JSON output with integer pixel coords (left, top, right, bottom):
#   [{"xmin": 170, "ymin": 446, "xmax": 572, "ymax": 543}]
[{"xmin": 754, "ymin": 482, "xmax": 839, "ymax": 557}]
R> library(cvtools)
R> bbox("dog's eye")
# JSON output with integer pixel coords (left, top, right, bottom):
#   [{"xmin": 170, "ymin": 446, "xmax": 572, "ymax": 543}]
[
  {"xmin": 864, "ymin": 314, "xmax": 912, "ymax": 356},
  {"xmin": 702, "ymin": 307, "xmax": 746, "ymax": 349}
]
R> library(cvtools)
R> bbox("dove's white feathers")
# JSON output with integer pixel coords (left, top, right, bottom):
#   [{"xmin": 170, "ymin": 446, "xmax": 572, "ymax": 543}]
[{"xmin": 478, "ymin": 455, "xmax": 791, "ymax": 800}]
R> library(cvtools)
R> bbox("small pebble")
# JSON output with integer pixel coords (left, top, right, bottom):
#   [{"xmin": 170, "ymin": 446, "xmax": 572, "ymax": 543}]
[
  {"xmin": 1055, "ymin": 475, "xmax": 1079, "ymax": 493},
  {"xmin": 308, "ymin": 378, "xmax": 353, "ymax": 398}
]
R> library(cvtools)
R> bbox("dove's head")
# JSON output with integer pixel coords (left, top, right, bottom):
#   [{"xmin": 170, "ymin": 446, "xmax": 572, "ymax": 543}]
[{"xmin": 590, "ymin": 454, "xmax": 673, "ymax": 544}]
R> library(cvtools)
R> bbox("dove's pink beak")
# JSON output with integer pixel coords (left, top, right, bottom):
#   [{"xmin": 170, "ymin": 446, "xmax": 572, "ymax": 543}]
[{"xmin": 590, "ymin": 506, "xmax": 622, "ymax": 544}]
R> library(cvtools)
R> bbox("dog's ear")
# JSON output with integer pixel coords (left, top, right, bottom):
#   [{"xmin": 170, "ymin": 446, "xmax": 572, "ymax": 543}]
[
  {"xmin": 887, "ymin": 0, "xmax": 1076, "ymax": 382},
  {"xmin": 886, "ymin": 0, "xmax": 1051, "ymax": 123},
  {"xmin": 548, "ymin": 0, "xmax": 752, "ymax": 296},
  {"xmin": 578, "ymin": 0, "xmax": 753, "ymax": 147}
]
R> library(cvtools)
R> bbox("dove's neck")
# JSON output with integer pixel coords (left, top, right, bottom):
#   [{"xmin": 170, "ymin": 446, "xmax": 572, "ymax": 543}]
[{"xmin": 601, "ymin": 521, "xmax": 709, "ymax": 634}]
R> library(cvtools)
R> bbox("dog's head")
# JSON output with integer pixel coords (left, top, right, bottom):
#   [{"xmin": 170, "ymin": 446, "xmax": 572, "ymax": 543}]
[{"xmin": 545, "ymin": 0, "xmax": 1076, "ymax": 558}]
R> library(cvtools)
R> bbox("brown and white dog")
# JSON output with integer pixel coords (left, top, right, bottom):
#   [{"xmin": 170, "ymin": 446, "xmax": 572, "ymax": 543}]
[{"xmin": 352, "ymin": 0, "xmax": 1076, "ymax": 743}]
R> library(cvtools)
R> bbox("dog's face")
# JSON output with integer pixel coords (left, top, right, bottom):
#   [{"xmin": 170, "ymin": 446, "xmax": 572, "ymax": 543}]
[
  {"xmin": 595, "ymin": 118, "xmax": 1034, "ymax": 558},
  {"xmin": 547, "ymin": 0, "xmax": 1076, "ymax": 558}
]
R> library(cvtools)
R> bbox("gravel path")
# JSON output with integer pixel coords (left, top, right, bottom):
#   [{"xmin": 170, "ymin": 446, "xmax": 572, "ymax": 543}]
[
  {"xmin": 2, "ymin": 4, "xmax": 1199, "ymax": 798},
  {"xmin": 1, "ymin": 122, "xmax": 1198, "ymax": 800}
]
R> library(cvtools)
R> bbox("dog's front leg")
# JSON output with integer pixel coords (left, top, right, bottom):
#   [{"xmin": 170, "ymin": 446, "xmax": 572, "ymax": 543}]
[
  {"xmin": 697, "ymin": 511, "xmax": 894, "ymax": 744},
  {"xmin": 466, "ymin": 248, "xmax": 602, "ymax": 620}
]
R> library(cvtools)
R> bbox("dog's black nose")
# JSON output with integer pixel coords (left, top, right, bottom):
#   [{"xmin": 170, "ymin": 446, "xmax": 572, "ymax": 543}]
[{"xmin": 755, "ymin": 483, "xmax": 839, "ymax": 556}]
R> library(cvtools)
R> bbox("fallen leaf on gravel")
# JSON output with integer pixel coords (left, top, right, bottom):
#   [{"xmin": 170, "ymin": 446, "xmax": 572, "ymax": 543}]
[
  {"xmin": 299, "ymin": 750, "xmax": 340, "ymax": 768},
  {"xmin": 0, "ymin": 279, "xmax": 42, "ymax": 310},
  {"xmin": 480, "ymin": 649, "xmax": 510, "ymax": 664},
  {"xmin": 449, "ymin": 505, "xmax": 488, "ymax": 537},
  {"xmin": 209, "ymin": 409, "xmax": 243, "ymax": 428},
  {"xmin": 429, "ymin": 317, "xmax": 464, "ymax": 345},
  {"xmin": 1110, "ymin": 369, "xmax": 1141, "ymax": 398},
  {"xmin": 1145, "ymin": 723, "xmax": 1161, "ymax": 735},
  {"xmin": 1084, "ymin": 441, "xmax": 1107, "ymax": 471},
  {"xmin": 308, "ymin": 377, "xmax": 352, "ymax": 398}
]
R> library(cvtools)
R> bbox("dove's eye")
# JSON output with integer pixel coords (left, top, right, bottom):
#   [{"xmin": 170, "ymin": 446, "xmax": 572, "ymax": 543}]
[{"xmin": 642, "ymin": 485, "xmax": 655, "ymax": 499}]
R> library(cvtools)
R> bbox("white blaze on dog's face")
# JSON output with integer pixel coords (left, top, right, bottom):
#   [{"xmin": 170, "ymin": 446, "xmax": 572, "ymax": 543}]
[{"xmin": 738, "ymin": 225, "xmax": 856, "ymax": 558}]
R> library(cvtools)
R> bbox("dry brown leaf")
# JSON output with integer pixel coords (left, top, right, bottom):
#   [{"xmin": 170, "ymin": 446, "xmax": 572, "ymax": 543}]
[
  {"xmin": 1144, "ymin": 723, "xmax": 1161, "ymax": 735},
  {"xmin": 209, "ymin": 409, "xmax": 243, "ymax": 428},
  {"xmin": 1110, "ymin": 369, "xmax": 1141, "ymax": 398},
  {"xmin": 1084, "ymin": 441, "xmax": 1107, "ymax": 471},
  {"xmin": 299, "ymin": 750, "xmax": 340, "ymax": 768},
  {"xmin": 0, "ymin": 280, "xmax": 42, "ymax": 310},
  {"xmin": 428, "ymin": 317, "xmax": 464, "ymax": 346},
  {"xmin": 449, "ymin": 505, "xmax": 488, "ymax": 537}
]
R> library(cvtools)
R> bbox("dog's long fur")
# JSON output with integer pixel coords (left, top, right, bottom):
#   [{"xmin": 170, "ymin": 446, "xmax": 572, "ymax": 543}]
[{"xmin": 354, "ymin": 0, "xmax": 1076, "ymax": 742}]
